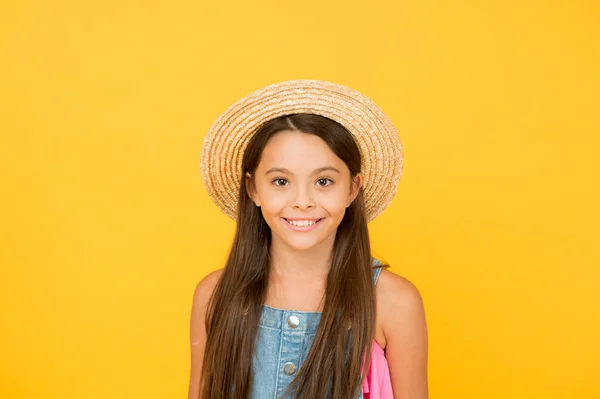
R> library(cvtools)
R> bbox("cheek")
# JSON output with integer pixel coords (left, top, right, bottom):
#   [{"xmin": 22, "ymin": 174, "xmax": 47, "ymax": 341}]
[
  {"xmin": 317, "ymin": 195, "xmax": 349, "ymax": 214},
  {"xmin": 260, "ymin": 195, "xmax": 288, "ymax": 214}
]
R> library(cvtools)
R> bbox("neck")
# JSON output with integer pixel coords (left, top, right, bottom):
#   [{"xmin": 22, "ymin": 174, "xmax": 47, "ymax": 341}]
[{"xmin": 268, "ymin": 238, "xmax": 333, "ymax": 282}]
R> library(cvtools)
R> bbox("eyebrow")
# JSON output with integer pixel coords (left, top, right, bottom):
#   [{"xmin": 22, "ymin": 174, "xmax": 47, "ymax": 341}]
[{"xmin": 265, "ymin": 166, "xmax": 341, "ymax": 176}]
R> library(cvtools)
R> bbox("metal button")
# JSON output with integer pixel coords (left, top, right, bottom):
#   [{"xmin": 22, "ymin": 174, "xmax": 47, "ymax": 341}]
[
  {"xmin": 287, "ymin": 315, "xmax": 300, "ymax": 328},
  {"xmin": 283, "ymin": 362, "xmax": 296, "ymax": 375}
]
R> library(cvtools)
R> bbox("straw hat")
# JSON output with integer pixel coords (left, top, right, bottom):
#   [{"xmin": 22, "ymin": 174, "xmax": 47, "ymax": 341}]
[{"xmin": 200, "ymin": 79, "xmax": 403, "ymax": 223}]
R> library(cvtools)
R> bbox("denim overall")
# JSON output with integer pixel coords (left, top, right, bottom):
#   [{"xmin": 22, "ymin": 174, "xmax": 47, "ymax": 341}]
[{"xmin": 250, "ymin": 257, "xmax": 384, "ymax": 399}]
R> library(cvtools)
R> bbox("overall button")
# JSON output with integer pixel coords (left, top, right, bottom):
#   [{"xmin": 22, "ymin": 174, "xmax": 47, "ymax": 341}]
[
  {"xmin": 283, "ymin": 362, "xmax": 296, "ymax": 375},
  {"xmin": 287, "ymin": 315, "xmax": 300, "ymax": 328}
]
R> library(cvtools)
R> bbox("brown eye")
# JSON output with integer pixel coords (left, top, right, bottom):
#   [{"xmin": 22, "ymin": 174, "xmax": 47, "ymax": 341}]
[
  {"xmin": 272, "ymin": 178, "xmax": 288, "ymax": 186},
  {"xmin": 317, "ymin": 178, "xmax": 334, "ymax": 187}
]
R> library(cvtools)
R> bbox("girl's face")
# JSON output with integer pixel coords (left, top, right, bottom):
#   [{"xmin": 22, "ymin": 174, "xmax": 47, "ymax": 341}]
[{"xmin": 246, "ymin": 130, "xmax": 362, "ymax": 251}]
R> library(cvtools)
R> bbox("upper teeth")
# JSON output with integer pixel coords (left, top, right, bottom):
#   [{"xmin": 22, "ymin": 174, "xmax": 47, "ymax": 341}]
[{"xmin": 286, "ymin": 219, "xmax": 319, "ymax": 226}]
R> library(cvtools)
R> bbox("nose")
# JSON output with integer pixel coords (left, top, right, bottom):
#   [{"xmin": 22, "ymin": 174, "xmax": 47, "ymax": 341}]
[{"xmin": 292, "ymin": 185, "xmax": 315, "ymax": 209}]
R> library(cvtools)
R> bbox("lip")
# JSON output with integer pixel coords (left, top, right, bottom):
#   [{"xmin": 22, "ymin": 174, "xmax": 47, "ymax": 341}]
[{"xmin": 282, "ymin": 217, "xmax": 324, "ymax": 232}]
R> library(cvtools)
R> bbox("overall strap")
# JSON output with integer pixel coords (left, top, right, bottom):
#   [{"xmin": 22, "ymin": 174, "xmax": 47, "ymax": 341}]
[
  {"xmin": 372, "ymin": 257, "xmax": 384, "ymax": 285},
  {"xmin": 373, "ymin": 266, "xmax": 383, "ymax": 285}
]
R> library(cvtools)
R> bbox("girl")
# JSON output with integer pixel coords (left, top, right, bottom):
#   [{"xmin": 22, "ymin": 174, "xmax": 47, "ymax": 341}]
[{"xmin": 189, "ymin": 80, "xmax": 428, "ymax": 399}]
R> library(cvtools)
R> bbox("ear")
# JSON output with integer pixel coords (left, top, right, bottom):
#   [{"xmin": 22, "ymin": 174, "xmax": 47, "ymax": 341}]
[
  {"xmin": 245, "ymin": 171, "xmax": 261, "ymax": 207},
  {"xmin": 347, "ymin": 173, "xmax": 362, "ymax": 207}
]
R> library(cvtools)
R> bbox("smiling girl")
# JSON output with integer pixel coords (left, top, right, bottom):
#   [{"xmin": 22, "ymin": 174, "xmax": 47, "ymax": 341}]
[{"xmin": 188, "ymin": 80, "xmax": 428, "ymax": 399}]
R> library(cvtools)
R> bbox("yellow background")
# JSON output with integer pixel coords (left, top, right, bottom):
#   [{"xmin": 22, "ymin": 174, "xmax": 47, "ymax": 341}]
[{"xmin": 1, "ymin": 1, "xmax": 598, "ymax": 398}]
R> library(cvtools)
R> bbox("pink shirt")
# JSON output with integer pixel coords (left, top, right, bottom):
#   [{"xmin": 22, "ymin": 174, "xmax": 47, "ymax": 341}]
[{"xmin": 361, "ymin": 339, "xmax": 394, "ymax": 398}]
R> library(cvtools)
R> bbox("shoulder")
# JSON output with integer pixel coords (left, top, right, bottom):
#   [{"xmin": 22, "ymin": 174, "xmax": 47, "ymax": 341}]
[
  {"xmin": 193, "ymin": 268, "xmax": 224, "ymax": 307},
  {"xmin": 191, "ymin": 268, "xmax": 225, "ymax": 321},
  {"xmin": 376, "ymin": 268, "xmax": 427, "ymax": 338},
  {"xmin": 189, "ymin": 268, "xmax": 225, "ymax": 346}
]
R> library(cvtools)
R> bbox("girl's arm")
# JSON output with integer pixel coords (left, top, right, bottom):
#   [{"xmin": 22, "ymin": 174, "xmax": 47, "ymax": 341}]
[
  {"xmin": 188, "ymin": 269, "xmax": 223, "ymax": 399},
  {"xmin": 379, "ymin": 270, "xmax": 429, "ymax": 398}
]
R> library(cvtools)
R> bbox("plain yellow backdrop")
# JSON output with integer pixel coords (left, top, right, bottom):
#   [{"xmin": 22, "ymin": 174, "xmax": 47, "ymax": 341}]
[{"xmin": 1, "ymin": 0, "xmax": 598, "ymax": 398}]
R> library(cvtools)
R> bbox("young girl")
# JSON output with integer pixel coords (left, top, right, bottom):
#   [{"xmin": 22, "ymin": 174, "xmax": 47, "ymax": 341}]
[{"xmin": 189, "ymin": 80, "xmax": 428, "ymax": 399}]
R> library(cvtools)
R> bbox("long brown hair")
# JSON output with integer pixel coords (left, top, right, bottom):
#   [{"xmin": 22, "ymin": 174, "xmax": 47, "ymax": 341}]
[{"xmin": 199, "ymin": 113, "xmax": 388, "ymax": 398}]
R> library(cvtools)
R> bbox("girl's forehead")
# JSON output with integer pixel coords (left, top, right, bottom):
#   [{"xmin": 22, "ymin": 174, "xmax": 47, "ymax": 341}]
[
  {"xmin": 258, "ymin": 152, "xmax": 344, "ymax": 176},
  {"xmin": 262, "ymin": 135, "xmax": 337, "ymax": 160},
  {"xmin": 256, "ymin": 132, "xmax": 347, "ymax": 174}
]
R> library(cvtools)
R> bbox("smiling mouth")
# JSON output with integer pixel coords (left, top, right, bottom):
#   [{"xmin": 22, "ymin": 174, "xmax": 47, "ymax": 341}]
[{"xmin": 283, "ymin": 218, "xmax": 324, "ymax": 223}]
